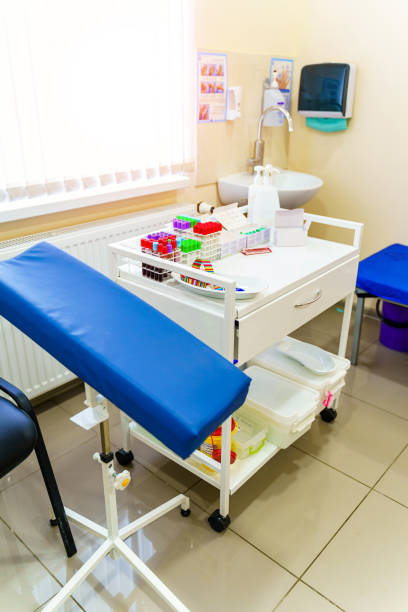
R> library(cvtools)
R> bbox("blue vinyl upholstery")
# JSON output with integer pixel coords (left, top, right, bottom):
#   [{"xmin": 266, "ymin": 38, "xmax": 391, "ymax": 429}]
[
  {"xmin": 357, "ymin": 243, "xmax": 408, "ymax": 306},
  {"xmin": 0, "ymin": 242, "xmax": 250, "ymax": 459}
]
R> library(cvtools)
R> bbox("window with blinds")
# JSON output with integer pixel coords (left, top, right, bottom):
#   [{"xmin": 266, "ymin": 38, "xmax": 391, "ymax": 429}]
[{"xmin": 0, "ymin": 0, "xmax": 195, "ymax": 220}]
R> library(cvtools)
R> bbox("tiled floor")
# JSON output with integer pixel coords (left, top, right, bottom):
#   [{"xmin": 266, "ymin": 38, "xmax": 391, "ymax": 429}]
[{"xmin": 2, "ymin": 306, "xmax": 408, "ymax": 611}]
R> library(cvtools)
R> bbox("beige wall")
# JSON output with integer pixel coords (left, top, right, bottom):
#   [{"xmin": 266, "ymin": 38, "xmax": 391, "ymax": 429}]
[
  {"xmin": 289, "ymin": 0, "xmax": 408, "ymax": 258},
  {"xmin": 197, "ymin": 51, "xmax": 292, "ymax": 186}
]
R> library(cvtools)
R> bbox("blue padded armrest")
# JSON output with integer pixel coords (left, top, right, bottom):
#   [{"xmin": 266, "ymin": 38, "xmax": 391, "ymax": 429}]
[
  {"xmin": 0, "ymin": 242, "xmax": 250, "ymax": 459},
  {"xmin": 357, "ymin": 243, "xmax": 408, "ymax": 306}
]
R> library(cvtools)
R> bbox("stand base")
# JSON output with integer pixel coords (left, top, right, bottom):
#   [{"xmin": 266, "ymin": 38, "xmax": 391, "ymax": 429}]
[{"xmin": 43, "ymin": 494, "xmax": 191, "ymax": 612}]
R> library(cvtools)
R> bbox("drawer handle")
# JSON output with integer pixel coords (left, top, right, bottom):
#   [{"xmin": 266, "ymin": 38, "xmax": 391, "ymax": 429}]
[{"xmin": 294, "ymin": 289, "xmax": 322, "ymax": 308}]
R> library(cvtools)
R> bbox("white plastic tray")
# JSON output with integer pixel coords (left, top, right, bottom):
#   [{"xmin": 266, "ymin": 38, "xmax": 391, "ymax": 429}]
[
  {"xmin": 171, "ymin": 273, "xmax": 267, "ymax": 300},
  {"xmin": 276, "ymin": 336, "xmax": 336, "ymax": 375},
  {"xmin": 248, "ymin": 338, "xmax": 350, "ymax": 409}
]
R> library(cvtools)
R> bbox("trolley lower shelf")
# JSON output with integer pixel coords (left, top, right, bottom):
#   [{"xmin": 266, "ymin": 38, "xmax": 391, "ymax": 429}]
[{"xmin": 127, "ymin": 420, "xmax": 279, "ymax": 495}]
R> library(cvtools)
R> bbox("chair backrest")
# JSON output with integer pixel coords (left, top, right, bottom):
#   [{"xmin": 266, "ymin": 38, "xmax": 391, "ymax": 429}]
[{"xmin": 0, "ymin": 396, "xmax": 37, "ymax": 478}]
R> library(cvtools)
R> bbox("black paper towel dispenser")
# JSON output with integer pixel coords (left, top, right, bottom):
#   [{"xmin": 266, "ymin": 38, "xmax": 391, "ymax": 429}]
[{"xmin": 298, "ymin": 63, "xmax": 356, "ymax": 118}]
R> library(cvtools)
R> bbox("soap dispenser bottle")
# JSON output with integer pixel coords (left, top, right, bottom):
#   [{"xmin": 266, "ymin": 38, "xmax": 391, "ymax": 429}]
[
  {"xmin": 262, "ymin": 164, "xmax": 280, "ymax": 224},
  {"xmin": 263, "ymin": 70, "xmax": 286, "ymax": 127},
  {"xmin": 252, "ymin": 164, "xmax": 280, "ymax": 225},
  {"xmin": 247, "ymin": 165, "xmax": 263, "ymax": 223}
]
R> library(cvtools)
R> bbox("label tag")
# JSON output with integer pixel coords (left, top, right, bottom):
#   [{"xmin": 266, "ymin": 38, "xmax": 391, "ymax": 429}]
[{"xmin": 241, "ymin": 247, "xmax": 272, "ymax": 256}]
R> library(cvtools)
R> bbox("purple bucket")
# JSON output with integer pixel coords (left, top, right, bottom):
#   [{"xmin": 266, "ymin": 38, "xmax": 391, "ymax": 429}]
[{"xmin": 379, "ymin": 302, "xmax": 408, "ymax": 352}]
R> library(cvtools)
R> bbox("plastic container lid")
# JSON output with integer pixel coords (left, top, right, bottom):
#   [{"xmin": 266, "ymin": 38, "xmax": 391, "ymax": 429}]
[
  {"xmin": 248, "ymin": 339, "xmax": 350, "ymax": 393},
  {"xmin": 244, "ymin": 365, "xmax": 320, "ymax": 426}
]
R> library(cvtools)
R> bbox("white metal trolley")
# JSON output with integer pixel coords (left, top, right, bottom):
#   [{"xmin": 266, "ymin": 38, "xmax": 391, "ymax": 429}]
[{"xmin": 109, "ymin": 211, "xmax": 363, "ymax": 531}]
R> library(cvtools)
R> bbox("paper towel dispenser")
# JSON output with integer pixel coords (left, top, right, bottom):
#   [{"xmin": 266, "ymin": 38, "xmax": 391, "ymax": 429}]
[{"xmin": 298, "ymin": 63, "xmax": 356, "ymax": 118}]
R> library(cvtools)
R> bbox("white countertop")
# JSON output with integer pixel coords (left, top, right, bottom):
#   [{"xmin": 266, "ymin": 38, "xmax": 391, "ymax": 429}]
[{"xmin": 119, "ymin": 237, "xmax": 358, "ymax": 320}]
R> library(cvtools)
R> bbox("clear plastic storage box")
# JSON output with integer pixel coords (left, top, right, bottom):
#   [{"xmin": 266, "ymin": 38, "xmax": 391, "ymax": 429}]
[
  {"xmin": 248, "ymin": 338, "xmax": 350, "ymax": 414},
  {"xmin": 243, "ymin": 365, "xmax": 320, "ymax": 448},
  {"xmin": 233, "ymin": 407, "xmax": 267, "ymax": 459}
]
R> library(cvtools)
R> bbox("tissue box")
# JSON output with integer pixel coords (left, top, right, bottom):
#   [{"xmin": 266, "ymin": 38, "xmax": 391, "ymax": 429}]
[
  {"xmin": 275, "ymin": 209, "xmax": 305, "ymax": 228},
  {"xmin": 274, "ymin": 227, "xmax": 307, "ymax": 247}
]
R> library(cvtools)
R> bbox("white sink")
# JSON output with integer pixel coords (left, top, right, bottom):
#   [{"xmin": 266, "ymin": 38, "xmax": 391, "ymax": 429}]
[{"xmin": 218, "ymin": 170, "xmax": 323, "ymax": 209}]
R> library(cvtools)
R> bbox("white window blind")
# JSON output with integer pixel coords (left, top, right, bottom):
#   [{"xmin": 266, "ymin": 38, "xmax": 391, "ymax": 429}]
[{"xmin": 0, "ymin": 0, "xmax": 195, "ymax": 216}]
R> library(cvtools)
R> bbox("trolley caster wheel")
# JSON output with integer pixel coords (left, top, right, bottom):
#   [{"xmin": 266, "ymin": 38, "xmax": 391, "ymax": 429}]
[
  {"xmin": 208, "ymin": 509, "xmax": 231, "ymax": 533},
  {"xmin": 49, "ymin": 518, "xmax": 58, "ymax": 527},
  {"xmin": 180, "ymin": 508, "xmax": 191, "ymax": 518},
  {"xmin": 115, "ymin": 448, "xmax": 134, "ymax": 466},
  {"xmin": 320, "ymin": 407, "xmax": 337, "ymax": 423}
]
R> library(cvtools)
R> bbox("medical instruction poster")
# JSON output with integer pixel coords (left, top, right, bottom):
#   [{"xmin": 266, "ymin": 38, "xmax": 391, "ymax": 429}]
[
  {"xmin": 197, "ymin": 52, "xmax": 228, "ymax": 122},
  {"xmin": 270, "ymin": 57, "xmax": 294, "ymax": 126}
]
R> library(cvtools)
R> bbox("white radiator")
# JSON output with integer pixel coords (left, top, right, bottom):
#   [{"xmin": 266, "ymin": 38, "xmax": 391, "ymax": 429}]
[{"xmin": 0, "ymin": 203, "xmax": 195, "ymax": 399}]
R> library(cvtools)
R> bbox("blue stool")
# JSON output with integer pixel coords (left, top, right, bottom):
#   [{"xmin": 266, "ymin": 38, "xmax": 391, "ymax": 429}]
[{"xmin": 351, "ymin": 243, "xmax": 408, "ymax": 364}]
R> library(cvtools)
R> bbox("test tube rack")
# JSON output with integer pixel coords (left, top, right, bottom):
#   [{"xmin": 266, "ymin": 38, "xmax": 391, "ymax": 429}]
[
  {"xmin": 140, "ymin": 232, "xmax": 180, "ymax": 283},
  {"xmin": 241, "ymin": 227, "xmax": 271, "ymax": 248},
  {"xmin": 193, "ymin": 221, "xmax": 222, "ymax": 261}
]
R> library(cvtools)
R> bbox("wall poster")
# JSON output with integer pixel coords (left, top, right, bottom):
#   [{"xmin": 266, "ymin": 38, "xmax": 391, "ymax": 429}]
[
  {"xmin": 197, "ymin": 52, "xmax": 228, "ymax": 123},
  {"xmin": 269, "ymin": 57, "xmax": 294, "ymax": 126}
]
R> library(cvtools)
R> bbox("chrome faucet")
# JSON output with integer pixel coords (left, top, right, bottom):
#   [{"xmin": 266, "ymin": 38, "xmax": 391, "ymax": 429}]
[{"xmin": 247, "ymin": 105, "xmax": 293, "ymax": 173}]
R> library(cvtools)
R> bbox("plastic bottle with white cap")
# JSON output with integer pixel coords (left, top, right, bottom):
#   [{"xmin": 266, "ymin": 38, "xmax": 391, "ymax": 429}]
[
  {"xmin": 247, "ymin": 165, "xmax": 263, "ymax": 223},
  {"xmin": 248, "ymin": 164, "xmax": 280, "ymax": 225}
]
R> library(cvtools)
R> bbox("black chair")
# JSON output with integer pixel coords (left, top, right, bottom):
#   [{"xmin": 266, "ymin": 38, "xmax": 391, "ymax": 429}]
[{"xmin": 0, "ymin": 377, "xmax": 76, "ymax": 557}]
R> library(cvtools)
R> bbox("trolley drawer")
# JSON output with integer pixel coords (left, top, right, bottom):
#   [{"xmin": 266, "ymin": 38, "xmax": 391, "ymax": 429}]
[{"xmin": 236, "ymin": 256, "xmax": 358, "ymax": 365}]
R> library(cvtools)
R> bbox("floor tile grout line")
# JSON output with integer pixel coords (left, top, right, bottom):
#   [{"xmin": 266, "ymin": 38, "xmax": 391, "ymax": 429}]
[
  {"xmin": 293, "ymin": 439, "xmax": 408, "ymax": 491},
  {"xmin": 298, "ymin": 440, "xmax": 408, "ymax": 583},
  {"xmin": 341, "ymin": 389, "xmax": 408, "ymax": 423},
  {"xmin": 181, "ymin": 483, "xmax": 300, "ymax": 578},
  {"xmin": 299, "ymin": 488, "xmax": 372, "ymax": 582},
  {"xmin": 183, "ymin": 438, "xmax": 406, "ymax": 587},
  {"xmin": 185, "ymin": 441, "xmax": 408, "ymax": 609},
  {"xmin": 183, "ymin": 479, "xmax": 350, "ymax": 589},
  {"xmin": 228, "ymin": 526, "xmax": 299, "ymax": 579},
  {"xmin": 292, "ymin": 445, "xmax": 373, "ymax": 488},
  {"xmin": 272, "ymin": 578, "xmax": 346, "ymax": 612},
  {"xmin": 370, "ymin": 441, "xmax": 408, "ymax": 489},
  {"xmin": 374, "ymin": 489, "xmax": 408, "ymax": 512},
  {"xmin": 298, "ymin": 580, "xmax": 346, "ymax": 611},
  {"xmin": 272, "ymin": 579, "xmax": 300, "ymax": 611},
  {"xmin": 0, "ymin": 514, "xmax": 83, "ymax": 610}
]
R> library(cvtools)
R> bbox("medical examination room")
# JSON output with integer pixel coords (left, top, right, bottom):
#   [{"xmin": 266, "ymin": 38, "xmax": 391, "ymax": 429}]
[{"xmin": 1, "ymin": 0, "xmax": 408, "ymax": 610}]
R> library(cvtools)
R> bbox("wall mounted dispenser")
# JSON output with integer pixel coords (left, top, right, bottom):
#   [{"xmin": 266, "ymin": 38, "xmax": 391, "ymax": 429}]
[
  {"xmin": 298, "ymin": 63, "xmax": 356, "ymax": 118},
  {"xmin": 263, "ymin": 70, "xmax": 285, "ymax": 127},
  {"xmin": 226, "ymin": 86, "xmax": 242, "ymax": 120}
]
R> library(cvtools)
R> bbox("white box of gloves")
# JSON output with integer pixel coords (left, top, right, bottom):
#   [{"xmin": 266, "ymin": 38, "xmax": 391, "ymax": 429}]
[{"xmin": 273, "ymin": 209, "xmax": 307, "ymax": 246}]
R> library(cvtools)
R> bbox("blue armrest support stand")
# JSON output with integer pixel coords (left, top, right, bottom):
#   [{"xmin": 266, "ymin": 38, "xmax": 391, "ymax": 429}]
[{"xmin": 0, "ymin": 242, "xmax": 250, "ymax": 459}]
